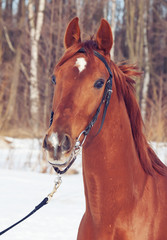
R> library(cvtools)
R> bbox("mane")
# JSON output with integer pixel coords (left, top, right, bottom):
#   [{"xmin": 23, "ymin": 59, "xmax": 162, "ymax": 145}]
[
  {"xmin": 111, "ymin": 62, "xmax": 167, "ymax": 177},
  {"xmin": 57, "ymin": 39, "xmax": 167, "ymax": 176}
]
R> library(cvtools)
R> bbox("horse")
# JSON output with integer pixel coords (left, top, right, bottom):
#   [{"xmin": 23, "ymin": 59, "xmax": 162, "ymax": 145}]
[{"xmin": 43, "ymin": 17, "xmax": 167, "ymax": 240}]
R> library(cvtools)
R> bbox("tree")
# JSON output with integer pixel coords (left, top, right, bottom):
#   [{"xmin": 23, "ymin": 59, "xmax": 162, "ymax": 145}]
[
  {"xmin": 110, "ymin": 0, "xmax": 117, "ymax": 60},
  {"xmin": 28, "ymin": 0, "xmax": 45, "ymax": 133},
  {"xmin": 80, "ymin": 0, "xmax": 104, "ymax": 39},
  {"xmin": 141, "ymin": 0, "xmax": 150, "ymax": 122},
  {"xmin": 0, "ymin": 0, "xmax": 26, "ymax": 131}
]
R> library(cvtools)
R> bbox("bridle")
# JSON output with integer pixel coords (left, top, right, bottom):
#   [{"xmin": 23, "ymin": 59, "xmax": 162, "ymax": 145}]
[
  {"xmin": 0, "ymin": 49, "xmax": 113, "ymax": 237},
  {"xmin": 49, "ymin": 48, "xmax": 113, "ymax": 174}
]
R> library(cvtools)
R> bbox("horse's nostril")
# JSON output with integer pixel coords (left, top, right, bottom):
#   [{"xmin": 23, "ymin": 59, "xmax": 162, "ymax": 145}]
[{"xmin": 61, "ymin": 134, "xmax": 71, "ymax": 152}]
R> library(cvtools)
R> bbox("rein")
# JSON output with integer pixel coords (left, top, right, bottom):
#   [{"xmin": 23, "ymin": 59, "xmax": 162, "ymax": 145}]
[{"xmin": 50, "ymin": 47, "xmax": 113, "ymax": 174}]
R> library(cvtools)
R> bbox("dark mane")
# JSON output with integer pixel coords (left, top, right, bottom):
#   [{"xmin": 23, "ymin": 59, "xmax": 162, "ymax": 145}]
[{"xmin": 57, "ymin": 39, "xmax": 167, "ymax": 176}]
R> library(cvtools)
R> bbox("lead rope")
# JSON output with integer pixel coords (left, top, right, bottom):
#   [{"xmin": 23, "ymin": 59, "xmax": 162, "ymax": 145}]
[{"xmin": 0, "ymin": 175, "xmax": 62, "ymax": 236}]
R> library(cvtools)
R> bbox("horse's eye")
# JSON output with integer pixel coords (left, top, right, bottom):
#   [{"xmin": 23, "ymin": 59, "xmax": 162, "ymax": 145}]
[
  {"xmin": 94, "ymin": 79, "xmax": 105, "ymax": 89},
  {"xmin": 52, "ymin": 75, "xmax": 56, "ymax": 85}
]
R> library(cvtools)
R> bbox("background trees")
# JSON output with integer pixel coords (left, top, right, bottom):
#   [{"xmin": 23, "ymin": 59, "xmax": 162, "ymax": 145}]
[{"xmin": 0, "ymin": 0, "xmax": 167, "ymax": 141}]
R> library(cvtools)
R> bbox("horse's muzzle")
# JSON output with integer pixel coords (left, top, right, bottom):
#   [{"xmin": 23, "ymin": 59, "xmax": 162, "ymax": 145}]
[{"xmin": 43, "ymin": 132, "xmax": 73, "ymax": 166}]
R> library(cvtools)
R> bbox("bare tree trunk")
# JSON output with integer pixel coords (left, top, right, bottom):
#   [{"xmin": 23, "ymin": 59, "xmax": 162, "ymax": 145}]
[
  {"xmin": 4, "ymin": 0, "xmax": 13, "ymax": 21},
  {"xmin": 125, "ymin": 0, "xmax": 135, "ymax": 61},
  {"xmin": 76, "ymin": 0, "xmax": 82, "ymax": 17},
  {"xmin": 81, "ymin": 0, "xmax": 104, "ymax": 39},
  {"xmin": 0, "ymin": 0, "xmax": 25, "ymax": 130},
  {"xmin": 28, "ymin": 0, "xmax": 45, "ymax": 133},
  {"xmin": 124, "ymin": 0, "xmax": 146, "ymax": 102},
  {"xmin": 141, "ymin": 2, "xmax": 150, "ymax": 122},
  {"xmin": 110, "ymin": 0, "xmax": 117, "ymax": 60},
  {"xmin": 43, "ymin": 0, "xmax": 55, "ymax": 128},
  {"xmin": 67, "ymin": 0, "xmax": 77, "ymax": 21},
  {"xmin": 0, "ymin": 48, "xmax": 21, "ymax": 128},
  {"xmin": 55, "ymin": 0, "xmax": 63, "ymax": 60},
  {"xmin": 135, "ymin": 0, "xmax": 144, "ymax": 68}
]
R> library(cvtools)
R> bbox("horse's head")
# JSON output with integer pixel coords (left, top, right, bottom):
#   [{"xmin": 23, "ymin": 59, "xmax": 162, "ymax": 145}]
[{"xmin": 43, "ymin": 17, "xmax": 113, "ymax": 168}]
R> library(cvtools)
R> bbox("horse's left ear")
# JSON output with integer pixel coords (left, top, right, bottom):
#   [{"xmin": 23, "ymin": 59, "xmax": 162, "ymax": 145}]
[
  {"xmin": 64, "ymin": 17, "xmax": 81, "ymax": 49},
  {"xmin": 96, "ymin": 19, "xmax": 113, "ymax": 54}
]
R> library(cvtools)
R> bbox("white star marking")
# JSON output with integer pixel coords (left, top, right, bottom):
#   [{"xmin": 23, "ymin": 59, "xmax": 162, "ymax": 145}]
[{"xmin": 75, "ymin": 57, "xmax": 87, "ymax": 73}]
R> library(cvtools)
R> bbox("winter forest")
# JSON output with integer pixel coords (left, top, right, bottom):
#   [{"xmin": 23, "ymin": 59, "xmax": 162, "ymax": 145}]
[{"xmin": 0, "ymin": 0, "xmax": 167, "ymax": 141}]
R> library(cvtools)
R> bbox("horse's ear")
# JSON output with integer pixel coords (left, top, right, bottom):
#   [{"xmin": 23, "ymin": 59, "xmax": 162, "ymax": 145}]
[
  {"xmin": 64, "ymin": 17, "xmax": 81, "ymax": 49},
  {"xmin": 96, "ymin": 19, "xmax": 113, "ymax": 54}
]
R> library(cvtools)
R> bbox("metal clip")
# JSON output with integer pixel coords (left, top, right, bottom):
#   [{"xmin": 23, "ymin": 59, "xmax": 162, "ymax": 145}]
[{"xmin": 47, "ymin": 175, "xmax": 62, "ymax": 202}]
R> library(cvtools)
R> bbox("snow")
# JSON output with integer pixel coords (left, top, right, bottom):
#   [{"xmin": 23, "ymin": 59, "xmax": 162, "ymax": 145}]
[
  {"xmin": 0, "ymin": 137, "xmax": 167, "ymax": 239},
  {"xmin": 0, "ymin": 169, "xmax": 85, "ymax": 240},
  {"xmin": 0, "ymin": 137, "xmax": 85, "ymax": 239},
  {"xmin": 0, "ymin": 137, "xmax": 46, "ymax": 172},
  {"xmin": 150, "ymin": 142, "xmax": 167, "ymax": 165}
]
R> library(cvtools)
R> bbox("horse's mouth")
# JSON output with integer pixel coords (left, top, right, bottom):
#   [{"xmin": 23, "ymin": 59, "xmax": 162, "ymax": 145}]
[
  {"xmin": 46, "ymin": 149, "xmax": 73, "ymax": 167},
  {"xmin": 48, "ymin": 159, "xmax": 69, "ymax": 167}
]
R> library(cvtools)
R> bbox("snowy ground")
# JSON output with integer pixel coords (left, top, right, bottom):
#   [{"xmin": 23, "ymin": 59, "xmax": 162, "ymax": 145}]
[
  {"xmin": 0, "ymin": 137, "xmax": 167, "ymax": 239},
  {"xmin": 0, "ymin": 137, "xmax": 84, "ymax": 240},
  {"xmin": 0, "ymin": 169, "xmax": 85, "ymax": 240}
]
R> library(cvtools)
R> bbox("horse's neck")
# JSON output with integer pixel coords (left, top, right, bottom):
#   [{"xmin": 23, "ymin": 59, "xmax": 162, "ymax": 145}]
[{"xmin": 82, "ymin": 98, "xmax": 147, "ymax": 224}]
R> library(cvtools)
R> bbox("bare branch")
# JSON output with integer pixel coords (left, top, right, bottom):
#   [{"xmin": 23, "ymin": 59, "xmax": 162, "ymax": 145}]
[{"xmin": 3, "ymin": 25, "xmax": 15, "ymax": 53}]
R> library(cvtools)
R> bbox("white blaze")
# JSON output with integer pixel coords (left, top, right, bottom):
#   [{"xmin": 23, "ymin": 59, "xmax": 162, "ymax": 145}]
[
  {"xmin": 75, "ymin": 57, "xmax": 87, "ymax": 73},
  {"xmin": 48, "ymin": 132, "xmax": 59, "ymax": 148}
]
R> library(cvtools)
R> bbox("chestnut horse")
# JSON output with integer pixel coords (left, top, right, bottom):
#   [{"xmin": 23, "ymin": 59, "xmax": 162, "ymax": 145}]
[{"xmin": 43, "ymin": 18, "xmax": 167, "ymax": 240}]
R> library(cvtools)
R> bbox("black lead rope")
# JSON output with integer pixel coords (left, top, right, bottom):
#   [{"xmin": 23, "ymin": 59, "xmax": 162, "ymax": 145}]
[
  {"xmin": 0, "ymin": 176, "xmax": 62, "ymax": 236},
  {"xmin": 0, "ymin": 198, "xmax": 48, "ymax": 236}
]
